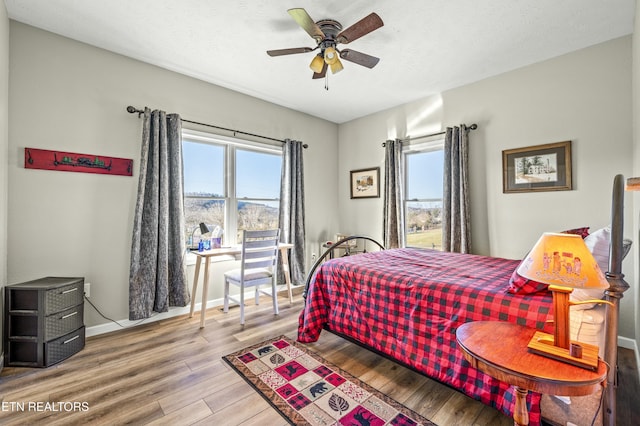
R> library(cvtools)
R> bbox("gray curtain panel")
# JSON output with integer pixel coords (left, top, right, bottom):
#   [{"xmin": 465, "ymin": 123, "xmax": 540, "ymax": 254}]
[
  {"xmin": 278, "ymin": 139, "xmax": 306, "ymax": 285},
  {"xmin": 129, "ymin": 108, "xmax": 189, "ymax": 320},
  {"xmin": 383, "ymin": 139, "xmax": 405, "ymax": 249},
  {"xmin": 443, "ymin": 125, "xmax": 471, "ymax": 253}
]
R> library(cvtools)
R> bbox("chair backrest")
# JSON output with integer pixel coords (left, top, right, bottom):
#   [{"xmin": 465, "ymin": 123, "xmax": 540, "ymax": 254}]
[{"xmin": 240, "ymin": 229, "xmax": 281, "ymax": 275}]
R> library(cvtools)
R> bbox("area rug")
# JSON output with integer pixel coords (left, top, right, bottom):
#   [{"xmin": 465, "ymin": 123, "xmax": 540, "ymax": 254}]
[{"xmin": 222, "ymin": 335, "xmax": 436, "ymax": 426}]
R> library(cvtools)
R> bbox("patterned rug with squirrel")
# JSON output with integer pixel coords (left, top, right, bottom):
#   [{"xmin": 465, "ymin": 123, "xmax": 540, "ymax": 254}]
[{"xmin": 222, "ymin": 335, "xmax": 436, "ymax": 426}]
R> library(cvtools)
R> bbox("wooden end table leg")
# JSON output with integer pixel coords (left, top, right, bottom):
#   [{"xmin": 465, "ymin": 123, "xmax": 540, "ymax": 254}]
[
  {"xmin": 200, "ymin": 258, "xmax": 211, "ymax": 328},
  {"xmin": 513, "ymin": 386, "xmax": 529, "ymax": 426},
  {"xmin": 189, "ymin": 256, "xmax": 202, "ymax": 318}
]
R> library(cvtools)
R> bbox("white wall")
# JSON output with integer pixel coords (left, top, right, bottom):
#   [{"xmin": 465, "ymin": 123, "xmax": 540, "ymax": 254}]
[
  {"xmin": 338, "ymin": 36, "xmax": 636, "ymax": 339},
  {"xmin": 0, "ymin": 4, "xmax": 9, "ymax": 359},
  {"xmin": 7, "ymin": 22, "xmax": 339, "ymax": 328},
  {"xmin": 632, "ymin": 0, "xmax": 640, "ymax": 356}
]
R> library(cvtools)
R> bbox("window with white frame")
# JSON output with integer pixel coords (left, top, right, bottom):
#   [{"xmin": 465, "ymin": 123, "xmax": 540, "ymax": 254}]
[
  {"xmin": 182, "ymin": 129, "xmax": 282, "ymax": 247},
  {"xmin": 404, "ymin": 138, "xmax": 444, "ymax": 250}
]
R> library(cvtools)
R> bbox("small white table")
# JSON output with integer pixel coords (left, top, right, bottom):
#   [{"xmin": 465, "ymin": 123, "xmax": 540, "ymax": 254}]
[{"xmin": 188, "ymin": 243, "xmax": 294, "ymax": 328}]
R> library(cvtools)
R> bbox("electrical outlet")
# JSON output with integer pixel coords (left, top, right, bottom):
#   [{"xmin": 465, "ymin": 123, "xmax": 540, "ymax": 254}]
[{"xmin": 84, "ymin": 283, "xmax": 90, "ymax": 298}]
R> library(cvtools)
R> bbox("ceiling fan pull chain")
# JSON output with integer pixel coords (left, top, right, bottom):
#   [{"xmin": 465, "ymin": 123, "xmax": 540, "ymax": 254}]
[{"xmin": 325, "ymin": 73, "xmax": 329, "ymax": 91}]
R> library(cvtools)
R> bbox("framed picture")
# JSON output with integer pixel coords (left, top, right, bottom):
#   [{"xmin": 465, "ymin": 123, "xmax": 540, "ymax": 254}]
[
  {"xmin": 502, "ymin": 141, "xmax": 572, "ymax": 193},
  {"xmin": 350, "ymin": 167, "xmax": 380, "ymax": 199}
]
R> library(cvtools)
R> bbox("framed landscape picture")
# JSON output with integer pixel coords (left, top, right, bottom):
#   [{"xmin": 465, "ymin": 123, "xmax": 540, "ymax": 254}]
[
  {"xmin": 502, "ymin": 141, "xmax": 572, "ymax": 193},
  {"xmin": 350, "ymin": 167, "xmax": 380, "ymax": 199}
]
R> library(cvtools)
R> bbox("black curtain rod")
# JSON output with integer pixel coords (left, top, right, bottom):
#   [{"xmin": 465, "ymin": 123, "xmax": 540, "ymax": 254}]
[
  {"xmin": 382, "ymin": 123, "xmax": 478, "ymax": 147},
  {"xmin": 126, "ymin": 106, "xmax": 308, "ymax": 148}
]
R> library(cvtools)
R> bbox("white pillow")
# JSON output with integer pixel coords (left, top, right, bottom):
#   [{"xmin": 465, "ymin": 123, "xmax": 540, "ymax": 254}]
[
  {"xmin": 575, "ymin": 227, "xmax": 610, "ymax": 310},
  {"xmin": 584, "ymin": 226, "xmax": 610, "ymax": 272},
  {"xmin": 572, "ymin": 226, "xmax": 633, "ymax": 310}
]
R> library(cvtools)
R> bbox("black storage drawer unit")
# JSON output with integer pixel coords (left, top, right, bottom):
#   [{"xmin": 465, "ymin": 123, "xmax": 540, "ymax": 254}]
[{"xmin": 4, "ymin": 277, "xmax": 85, "ymax": 367}]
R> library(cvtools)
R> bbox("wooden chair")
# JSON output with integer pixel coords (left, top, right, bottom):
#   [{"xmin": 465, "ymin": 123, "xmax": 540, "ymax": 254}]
[{"xmin": 223, "ymin": 229, "xmax": 281, "ymax": 325}]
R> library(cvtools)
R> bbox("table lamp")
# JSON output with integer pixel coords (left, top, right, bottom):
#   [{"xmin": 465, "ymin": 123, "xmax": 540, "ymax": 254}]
[
  {"xmin": 188, "ymin": 222, "xmax": 211, "ymax": 250},
  {"xmin": 517, "ymin": 232, "xmax": 612, "ymax": 370}
]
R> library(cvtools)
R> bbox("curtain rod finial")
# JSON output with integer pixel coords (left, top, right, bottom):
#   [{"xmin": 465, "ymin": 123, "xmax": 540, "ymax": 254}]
[{"xmin": 127, "ymin": 106, "xmax": 145, "ymax": 118}]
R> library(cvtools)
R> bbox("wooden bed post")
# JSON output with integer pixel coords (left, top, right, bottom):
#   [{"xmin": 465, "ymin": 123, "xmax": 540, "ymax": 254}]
[{"xmin": 603, "ymin": 174, "xmax": 630, "ymax": 426}]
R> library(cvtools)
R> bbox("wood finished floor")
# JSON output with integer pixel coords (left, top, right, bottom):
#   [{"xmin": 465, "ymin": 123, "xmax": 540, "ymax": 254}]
[{"xmin": 0, "ymin": 290, "xmax": 638, "ymax": 425}]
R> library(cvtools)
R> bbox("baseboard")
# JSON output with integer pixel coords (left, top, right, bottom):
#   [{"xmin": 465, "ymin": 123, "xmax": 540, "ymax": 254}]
[
  {"xmin": 85, "ymin": 285, "xmax": 303, "ymax": 337},
  {"xmin": 85, "ymin": 300, "xmax": 213, "ymax": 337},
  {"xmin": 618, "ymin": 335, "xmax": 636, "ymax": 350}
]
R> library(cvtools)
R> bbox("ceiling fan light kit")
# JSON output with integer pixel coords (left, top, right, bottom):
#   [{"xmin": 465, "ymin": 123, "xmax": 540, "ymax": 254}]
[
  {"xmin": 323, "ymin": 46, "xmax": 338, "ymax": 64},
  {"xmin": 329, "ymin": 58, "xmax": 343, "ymax": 74},
  {"xmin": 267, "ymin": 8, "xmax": 383, "ymax": 82},
  {"xmin": 309, "ymin": 54, "xmax": 325, "ymax": 73}
]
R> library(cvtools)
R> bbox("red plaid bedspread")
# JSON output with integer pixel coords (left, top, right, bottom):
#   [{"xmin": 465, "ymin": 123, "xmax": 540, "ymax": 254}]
[{"xmin": 298, "ymin": 248, "xmax": 553, "ymax": 425}]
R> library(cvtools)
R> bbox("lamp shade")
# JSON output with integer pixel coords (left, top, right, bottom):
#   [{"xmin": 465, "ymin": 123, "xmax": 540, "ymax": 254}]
[
  {"xmin": 199, "ymin": 222, "xmax": 211, "ymax": 236},
  {"xmin": 516, "ymin": 232, "xmax": 608, "ymax": 289},
  {"xmin": 329, "ymin": 57, "xmax": 344, "ymax": 74},
  {"xmin": 309, "ymin": 54, "xmax": 325, "ymax": 73},
  {"xmin": 323, "ymin": 46, "xmax": 338, "ymax": 65}
]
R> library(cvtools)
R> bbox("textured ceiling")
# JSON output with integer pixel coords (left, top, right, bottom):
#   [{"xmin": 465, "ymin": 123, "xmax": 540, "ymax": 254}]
[{"xmin": 4, "ymin": 0, "xmax": 636, "ymax": 123}]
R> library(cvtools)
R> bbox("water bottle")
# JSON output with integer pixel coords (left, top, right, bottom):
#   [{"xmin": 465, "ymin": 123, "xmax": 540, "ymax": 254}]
[{"xmin": 198, "ymin": 239, "xmax": 204, "ymax": 252}]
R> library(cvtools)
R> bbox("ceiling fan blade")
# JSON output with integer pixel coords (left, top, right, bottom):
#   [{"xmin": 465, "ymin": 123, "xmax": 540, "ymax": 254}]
[
  {"xmin": 337, "ymin": 13, "xmax": 383, "ymax": 44},
  {"xmin": 267, "ymin": 47, "xmax": 314, "ymax": 57},
  {"xmin": 339, "ymin": 49, "xmax": 380, "ymax": 68},
  {"xmin": 288, "ymin": 8, "xmax": 325, "ymax": 42},
  {"xmin": 312, "ymin": 62, "xmax": 328, "ymax": 79}
]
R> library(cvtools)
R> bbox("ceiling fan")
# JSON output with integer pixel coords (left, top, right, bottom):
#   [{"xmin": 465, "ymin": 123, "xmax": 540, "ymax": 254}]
[{"xmin": 267, "ymin": 8, "xmax": 384, "ymax": 79}]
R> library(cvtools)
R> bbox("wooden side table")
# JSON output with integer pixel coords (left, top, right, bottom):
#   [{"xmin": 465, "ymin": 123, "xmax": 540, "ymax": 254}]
[{"xmin": 456, "ymin": 321, "xmax": 607, "ymax": 426}]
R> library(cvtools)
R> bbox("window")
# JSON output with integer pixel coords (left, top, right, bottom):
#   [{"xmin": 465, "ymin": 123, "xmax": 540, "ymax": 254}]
[
  {"xmin": 404, "ymin": 139, "xmax": 444, "ymax": 250},
  {"xmin": 235, "ymin": 149, "xmax": 281, "ymax": 239},
  {"xmin": 182, "ymin": 130, "xmax": 282, "ymax": 246}
]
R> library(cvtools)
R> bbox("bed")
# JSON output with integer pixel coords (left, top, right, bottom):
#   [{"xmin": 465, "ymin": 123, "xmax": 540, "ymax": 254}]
[{"xmin": 299, "ymin": 175, "xmax": 629, "ymax": 426}]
